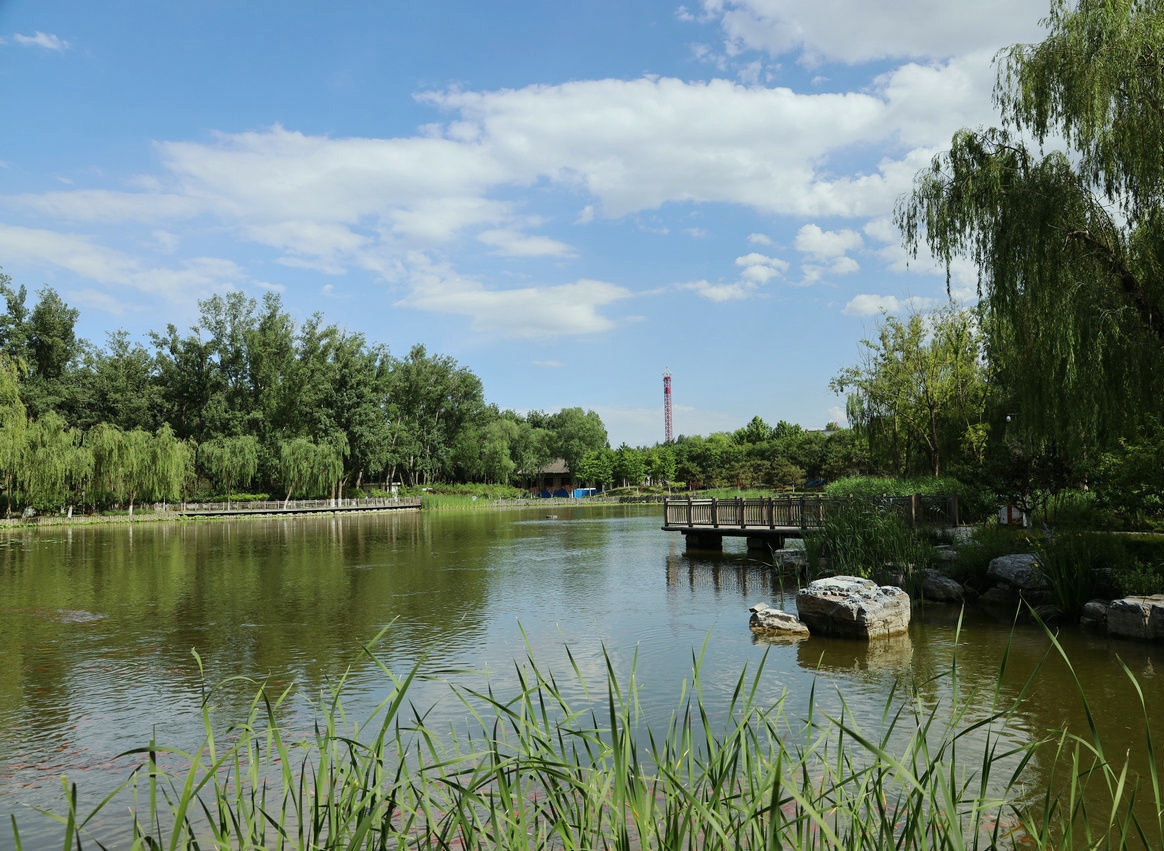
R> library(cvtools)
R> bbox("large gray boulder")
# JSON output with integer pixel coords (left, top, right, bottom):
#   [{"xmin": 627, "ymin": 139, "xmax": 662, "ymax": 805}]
[
  {"xmin": 1107, "ymin": 595, "xmax": 1164, "ymax": 640},
  {"xmin": 748, "ymin": 603, "xmax": 810, "ymax": 637},
  {"xmin": 921, "ymin": 569, "xmax": 964, "ymax": 603},
  {"xmin": 987, "ymin": 554, "xmax": 1048, "ymax": 594},
  {"xmin": 796, "ymin": 576, "xmax": 911, "ymax": 640}
]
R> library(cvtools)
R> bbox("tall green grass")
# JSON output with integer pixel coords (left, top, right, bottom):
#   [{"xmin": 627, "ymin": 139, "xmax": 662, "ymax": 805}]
[
  {"xmin": 13, "ymin": 624, "xmax": 1164, "ymax": 850},
  {"xmin": 803, "ymin": 501, "xmax": 933, "ymax": 587}
]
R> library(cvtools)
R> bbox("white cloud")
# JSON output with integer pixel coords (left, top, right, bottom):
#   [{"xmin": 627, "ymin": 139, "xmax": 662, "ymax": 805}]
[
  {"xmin": 478, "ymin": 228, "xmax": 575, "ymax": 257},
  {"xmin": 697, "ymin": 0, "xmax": 1047, "ymax": 65},
  {"xmin": 747, "ymin": 233, "xmax": 772, "ymax": 245},
  {"xmin": 13, "ymin": 32, "xmax": 70, "ymax": 51},
  {"xmin": 5, "ymin": 62, "xmax": 1005, "ymax": 284},
  {"xmin": 532, "ymin": 360, "xmax": 564, "ymax": 368},
  {"xmin": 680, "ymin": 279, "xmax": 757, "ymax": 302},
  {"xmin": 397, "ymin": 257, "xmax": 631, "ymax": 339},
  {"xmin": 795, "ymin": 224, "xmax": 863, "ymax": 259},
  {"xmin": 734, "ymin": 251, "xmax": 788, "ymax": 283},
  {"xmin": 0, "ymin": 223, "xmax": 241, "ymax": 303},
  {"xmin": 842, "ymin": 293, "xmax": 938, "ymax": 316}
]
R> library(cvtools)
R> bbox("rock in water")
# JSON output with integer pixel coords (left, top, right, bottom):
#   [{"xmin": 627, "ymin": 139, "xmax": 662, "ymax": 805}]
[
  {"xmin": 921, "ymin": 569, "xmax": 964, "ymax": 603},
  {"xmin": 1107, "ymin": 595, "xmax": 1164, "ymax": 640},
  {"xmin": 748, "ymin": 603, "xmax": 810, "ymax": 637},
  {"xmin": 987, "ymin": 554, "xmax": 1048, "ymax": 594},
  {"xmin": 796, "ymin": 575, "xmax": 911, "ymax": 640}
]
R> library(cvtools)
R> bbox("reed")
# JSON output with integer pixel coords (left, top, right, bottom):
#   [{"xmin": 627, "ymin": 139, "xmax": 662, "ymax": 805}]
[{"xmin": 12, "ymin": 622, "xmax": 1164, "ymax": 850}]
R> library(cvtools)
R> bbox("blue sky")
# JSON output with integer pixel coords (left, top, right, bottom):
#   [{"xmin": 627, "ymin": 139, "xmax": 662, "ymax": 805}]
[{"xmin": 0, "ymin": 0, "xmax": 1048, "ymax": 447}]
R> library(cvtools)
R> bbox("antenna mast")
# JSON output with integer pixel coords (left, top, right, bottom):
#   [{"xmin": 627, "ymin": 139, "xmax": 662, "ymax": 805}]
[{"xmin": 663, "ymin": 369, "xmax": 673, "ymax": 443}]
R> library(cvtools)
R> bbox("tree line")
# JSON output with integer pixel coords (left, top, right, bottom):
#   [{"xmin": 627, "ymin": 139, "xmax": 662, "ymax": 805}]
[
  {"xmin": 0, "ymin": 272, "xmax": 876, "ymax": 513},
  {"xmin": 0, "ymin": 279, "xmax": 625, "ymax": 513}
]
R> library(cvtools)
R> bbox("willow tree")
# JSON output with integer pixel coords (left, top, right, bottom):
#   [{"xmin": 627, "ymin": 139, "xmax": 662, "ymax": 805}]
[
  {"xmin": 278, "ymin": 434, "xmax": 347, "ymax": 507},
  {"xmin": 199, "ymin": 435, "xmax": 259, "ymax": 509},
  {"xmin": 90, "ymin": 424, "xmax": 152, "ymax": 517},
  {"xmin": 0, "ymin": 353, "xmax": 25, "ymax": 515},
  {"xmin": 897, "ymin": 0, "xmax": 1164, "ymax": 461},
  {"xmin": 19, "ymin": 411, "xmax": 89, "ymax": 512},
  {"xmin": 148, "ymin": 423, "xmax": 194, "ymax": 508}
]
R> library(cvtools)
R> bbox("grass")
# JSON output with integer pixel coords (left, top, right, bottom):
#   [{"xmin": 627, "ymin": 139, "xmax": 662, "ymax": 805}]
[
  {"xmin": 803, "ymin": 500, "xmax": 933, "ymax": 588},
  {"xmin": 12, "ymin": 623, "xmax": 1164, "ymax": 850}
]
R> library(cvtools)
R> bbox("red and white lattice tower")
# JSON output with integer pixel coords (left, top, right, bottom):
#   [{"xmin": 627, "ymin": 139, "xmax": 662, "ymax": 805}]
[{"xmin": 663, "ymin": 369, "xmax": 673, "ymax": 443}]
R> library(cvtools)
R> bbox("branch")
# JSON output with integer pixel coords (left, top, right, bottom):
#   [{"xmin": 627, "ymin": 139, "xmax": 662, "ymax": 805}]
[{"xmin": 1065, "ymin": 228, "xmax": 1164, "ymax": 344}]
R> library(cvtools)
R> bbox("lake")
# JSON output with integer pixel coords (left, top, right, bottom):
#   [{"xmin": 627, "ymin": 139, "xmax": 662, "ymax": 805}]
[{"xmin": 2, "ymin": 503, "xmax": 1163, "ymax": 847}]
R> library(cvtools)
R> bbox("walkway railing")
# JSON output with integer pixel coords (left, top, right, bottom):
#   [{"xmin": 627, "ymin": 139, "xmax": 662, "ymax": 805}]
[
  {"xmin": 177, "ymin": 496, "xmax": 422, "ymax": 515},
  {"xmin": 663, "ymin": 494, "xmax": 959, "ymax": 531}
]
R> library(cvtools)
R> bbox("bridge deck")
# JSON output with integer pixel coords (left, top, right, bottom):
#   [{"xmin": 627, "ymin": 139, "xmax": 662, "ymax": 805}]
[{"xmin": 662, "ymin": 494, "xmax": 959, "ymax": 544}]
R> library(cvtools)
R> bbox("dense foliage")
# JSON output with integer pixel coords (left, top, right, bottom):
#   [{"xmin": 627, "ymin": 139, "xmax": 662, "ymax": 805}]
[
  {"xmin": 897, "ymin": 0, "xmax": 1164, "ymax": 489},
  {"xmin": 0, "ymin": 277, "xmax": 625, "ymax": 513},
  {"xmin": 0, "ymin": 273, "xmax": 871, "ymax": 514}
]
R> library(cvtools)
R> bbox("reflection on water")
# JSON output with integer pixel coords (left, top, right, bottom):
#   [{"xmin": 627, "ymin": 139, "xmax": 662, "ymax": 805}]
[{"xmin": 1, "ymin": 506, "xmax": 1163, "ymax": 848}]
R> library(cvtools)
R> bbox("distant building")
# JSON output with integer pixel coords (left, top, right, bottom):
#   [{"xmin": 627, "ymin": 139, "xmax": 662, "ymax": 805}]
[{"xmin": 524, "ymin": 458, "xmax": 573, "ymax": 497}]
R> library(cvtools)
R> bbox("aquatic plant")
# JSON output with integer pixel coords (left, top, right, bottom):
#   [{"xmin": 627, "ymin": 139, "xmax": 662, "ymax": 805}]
[
  {"xmin": 803, "ymin": 500, "xmax": 932, "ymax": 588},
  {"xmin": 11, "ymin": 624, "xmax": 1164, "ymax": 850}
]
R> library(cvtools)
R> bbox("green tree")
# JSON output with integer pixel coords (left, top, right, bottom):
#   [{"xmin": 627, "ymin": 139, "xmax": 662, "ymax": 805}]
[
  {"xmin": 547, "ymin": 407, "xmax": 608, "ymax": 478},
  {"xmin": 388, "ymin": 345, "xmax": 485, "ymax": 485},
  {"xmin": 898, "ymin": 0, "xmax": 1164, "ymax": 461},
  {"xmin": 644, "ymin": 445, "xmax": 676, "ymax": 487},
  {"xmin": 612, "ymin": 443, "xmax": 646, "ymax": 488},
  {"xmin": 199, "ymin": 435, "xmax": 259, "ymax": 509},
  {"xmin": 574, "ymin": 447, "xmax": 615, "ymax": 488},
  {"xmin": 81, "ymin": 330, "xmax": 161, "ymax": 432},
  {"xmin": 831, "ymin": 306, "xmax": 987, "ymax": 477}
]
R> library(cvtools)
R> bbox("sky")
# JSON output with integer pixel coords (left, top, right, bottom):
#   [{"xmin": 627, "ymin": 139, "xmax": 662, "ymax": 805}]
[{"xmin": 0, "ymin": 0, "xmax": 1051, "ymax": 447}]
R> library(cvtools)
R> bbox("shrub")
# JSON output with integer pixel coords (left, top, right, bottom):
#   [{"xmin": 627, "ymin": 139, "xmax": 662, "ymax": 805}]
[
  {"xmin": 1036, "ymin": 532, "xmax": 1136, "ymax": 618},
  {"xmin": 824, "ymin": 475, "xmax": 994, "ymax": 523},
  {"xmin": 804, "ymin": 500, "xmax": 932, "ymax": 588}
]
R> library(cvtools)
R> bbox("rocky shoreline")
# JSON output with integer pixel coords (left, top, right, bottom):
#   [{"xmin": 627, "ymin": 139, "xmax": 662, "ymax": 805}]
[{"xmin": 751, "ymin": 547, "xmax": 1164, "ymax": 643}]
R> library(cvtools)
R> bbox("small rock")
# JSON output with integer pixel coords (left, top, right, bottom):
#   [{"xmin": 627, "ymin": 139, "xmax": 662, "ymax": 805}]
[
  {"xmin": 748, "ymin": 603, "xmax": 810, "ymax": 637},
  {"xmin": 1080, "ymin": 599, "xmax": 1109, "ymax": 630}
]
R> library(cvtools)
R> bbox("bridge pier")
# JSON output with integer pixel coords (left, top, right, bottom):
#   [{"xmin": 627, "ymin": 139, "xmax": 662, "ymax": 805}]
[
  {"xmin": 683, "ymin": 531, "xmax": 723, "ymax": 551},
  {"xmin": 747, "ymin": 535, "xmax": 782, "ymax": 553}
]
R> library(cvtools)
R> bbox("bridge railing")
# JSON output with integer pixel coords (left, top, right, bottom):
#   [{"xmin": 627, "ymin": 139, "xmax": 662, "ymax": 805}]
[{"xmin": 663, "ymin": 494, "xmax": 959, "ymax": 530}]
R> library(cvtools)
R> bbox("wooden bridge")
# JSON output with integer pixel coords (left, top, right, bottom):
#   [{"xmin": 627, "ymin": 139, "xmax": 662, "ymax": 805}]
[{"xmin": 662, "ymin": 494, "xmax": 959, "ymax": 550}]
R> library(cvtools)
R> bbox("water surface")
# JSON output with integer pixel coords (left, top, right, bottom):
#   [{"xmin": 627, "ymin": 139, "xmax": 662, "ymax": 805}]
[{"xmin": 2, "ymin": 505, "xmax": 1162, "ymax": 846}]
